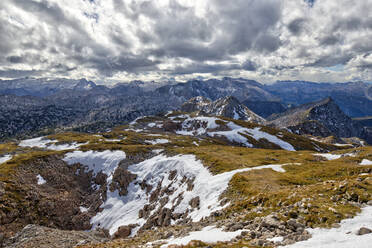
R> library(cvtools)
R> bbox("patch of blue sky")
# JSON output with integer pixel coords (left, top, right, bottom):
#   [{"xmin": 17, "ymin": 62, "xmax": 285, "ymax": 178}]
[{"xmin": 326, "ymin": 64, "xmax": 344, "ymax": 72}]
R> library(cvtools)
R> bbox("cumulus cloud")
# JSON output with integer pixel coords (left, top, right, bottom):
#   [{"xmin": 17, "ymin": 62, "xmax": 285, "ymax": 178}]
[{"xmin": 0, "ymin": 0, "xmax": 371, "ymax": 83}]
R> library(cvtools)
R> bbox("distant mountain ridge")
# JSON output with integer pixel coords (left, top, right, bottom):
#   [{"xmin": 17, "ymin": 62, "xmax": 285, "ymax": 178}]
[
  {"xmin": 264, "ymin": 80, "xmax": 372, "ymax": 117},
  {"xmin": 1, "ymin": 77, "xmax": 372, "ymax": 142},
  {"xmin": 268, "ymin": 97, "xmax": 366, "ymax": 140}
]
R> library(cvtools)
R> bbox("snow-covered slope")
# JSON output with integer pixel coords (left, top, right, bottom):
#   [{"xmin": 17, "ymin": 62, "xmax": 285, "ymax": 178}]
[
  {"xmin": 176, "ymin": 116, "xmax": 295, "ymax": 151},
  {"xmin": 64, "ymin": 151, "xmax": 293, "ymax": 235}
]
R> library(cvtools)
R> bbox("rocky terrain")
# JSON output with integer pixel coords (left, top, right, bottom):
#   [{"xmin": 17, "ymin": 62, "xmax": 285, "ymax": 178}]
[{"xmin": 0, "ymin": 109, "xmax": 371, "ymax": 247}]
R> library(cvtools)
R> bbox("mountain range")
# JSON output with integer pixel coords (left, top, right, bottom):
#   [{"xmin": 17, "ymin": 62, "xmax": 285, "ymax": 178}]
[
  {"xmin": 0, "ymin": 77, "xmax": 372, "ymax": 144},
  {"xmin": 1, "ymin": 77, "xmax": 372, "ymax": 247}
]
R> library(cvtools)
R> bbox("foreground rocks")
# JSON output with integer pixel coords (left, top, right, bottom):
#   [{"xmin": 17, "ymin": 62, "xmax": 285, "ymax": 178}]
[
  {"xmin": 357, "ymin": 227, "xmax": 372, "ymax": 235},
  {"xmin": 3, "ymin": 225, "xmax": 110, "ymax": 248}
]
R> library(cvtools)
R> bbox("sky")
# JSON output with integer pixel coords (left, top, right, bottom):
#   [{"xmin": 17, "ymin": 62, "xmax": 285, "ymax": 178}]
[{"xmin": 0, "ymin": 0, "xmax": 372, "ymax": 83}]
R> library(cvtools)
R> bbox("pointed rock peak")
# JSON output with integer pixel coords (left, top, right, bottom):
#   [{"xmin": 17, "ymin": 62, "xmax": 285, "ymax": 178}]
[
  {"xmin": 74, "ymin": 79, "xmax": 96, "ymax": 90},
  {"xmin": 180, "ymin": 95, "xmax": 266, "ymax": 124}
]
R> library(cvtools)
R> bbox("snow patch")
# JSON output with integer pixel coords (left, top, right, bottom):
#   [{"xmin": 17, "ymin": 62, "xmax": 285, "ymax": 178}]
[
  {"xmin": 360, "ymin": 159, "xmax": 372, "ymax": 165},
  {"xmin": 159, "ymin": 226, "xmax": 246, "ymax": 247},
  {"xmin": 314, "ymin": 153, "xmax": 356, "ymax": 160},
  {"xmin": 176, "ymin": 117, "xmax": 295, "ymax": 151},
  {"xmin": 36, "ymin": 174, "xmax": 46, "ymax": 185},
  {"xmin": 267, "ymin": 236, "xmax": 284, "ymax": 243},
  {"xmin": 105, "ymin": 139, "xmax": 122, "ymax": 142},
  {"xmin": 334, "ymin": 143, "xmax": 353, "ymax": 147},
  {"xmin": 19, "ymin": 137, "xmax": 51, "ymax": 148},
  {"xmin": 63, "ymin": 150, "xmax": 126, "ymax": 179},
  {"xmin": 233, "ymin": 108, "xmax": 239, "ymax": 119},
  {"xmin": 245, "ymin": 127, "xmax": 295, "ymax": 151},
  {"xmin": 314, "ymin": 153, "xmax": 343, "ymax": 160},
  {"xmin": 0, "ymin": 155, "xmax": 12, "ymax": 164},
  {"xmin": 19, "ymin": 137, "xmax": 85, "ymax": 150},
  {"xmin": 152, "ymin": 149, "xmax": 164, "ymax": 154},
  {"xmin": 284, "ymin": 206, "xmax": 372, "ymax": 248},
  {"xmin": 145, "ymin": 139, "xmax": 169, "ymax": 145},
  {"xmin": 210, "ymin": 122, "xmax": 295, "ymax": 151},
  {"xmin": 91, "ymin": 154, "xmax": 295, "ymax": 235},
  {"xmin": 80, "ymin": 206, "xmax": 89, "ymax": 213}
]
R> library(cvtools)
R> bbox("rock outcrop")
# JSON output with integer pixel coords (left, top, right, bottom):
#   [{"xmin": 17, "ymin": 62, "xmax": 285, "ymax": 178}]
[{"xmin": 181, "ymin": 96, "xmax": 265, "ymax": 124}]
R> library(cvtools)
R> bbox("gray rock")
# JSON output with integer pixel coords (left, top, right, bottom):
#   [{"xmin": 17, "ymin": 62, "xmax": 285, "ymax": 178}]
[
  {"xmin": 357, "ymin": 227, "xmax": 372, "ymax": 235},
  {"xmin": 262, "ymin": 214, "xmax": 280, "ymax": 228},
  {"xmin": 229, "ymin": 223, "xmax": 244, "ymax": 231},
  {"xmin": 287, "ymin": 219, "xmax": 304, "ymax": 231},
  {"xmin": 189, "ymin": 196, "xmax": 200, "ymax": 209}
]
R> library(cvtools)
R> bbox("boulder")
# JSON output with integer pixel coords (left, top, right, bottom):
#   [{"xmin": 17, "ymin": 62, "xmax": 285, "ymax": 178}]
[
  {"xmin": 262, "ymin": 214, "xmax": 280, "ymax": 228},
  {"xmin": 189, "ymin": 196, "xmax": 200, "ymax": 209},
  {"xmin": 113, "ymin": 225, "xmax": 133, "ymax": 239},
  {"xmin": 357, "ymin": 227, "xmax": 372, "ymax": 235}
]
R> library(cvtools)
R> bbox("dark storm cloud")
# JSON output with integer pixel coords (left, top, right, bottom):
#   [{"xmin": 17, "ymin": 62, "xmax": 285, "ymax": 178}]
[
  {"xmin": 6, "ymin": 56, "xmax": 23, "ymax": 64},
  {"xmin": 84, "ymin": 53, "xmax": 161, "ymax": 77},
  {"xmin": 288, "ymin": 18, "xmax": 306, "ymax": 35},
  {"xmin": 319, "ymin": 35, "xmax": 342, "ymax": 46},
  {"xmin": 253, "ymin": 33, "xmax": 282, "ymax": 53},
  {"xmin": 12, "ymin": 0, "xmax": 82, "ymax": 31},
  {"xmin": 140, "ymin": 0, "xmax": 281, "ymax": 62},
  {"xmin": 0, "ymin": 69, "xmax": 43, "ymax": 78},
  {"xmin": 213, "ymin": 0, "xmax": 281, "ymax": 55},
  {"xmin": 305, "ymin": 54, "xmax": 353, "ymax": 68},
  {"xmin": 242, "ymin": 60, "xmax": 258, "ymax": 71}
]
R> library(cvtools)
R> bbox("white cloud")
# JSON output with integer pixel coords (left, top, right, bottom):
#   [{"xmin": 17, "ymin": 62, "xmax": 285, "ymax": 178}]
[{"xmin": 0, "ymin": 0, "xmax": 371, "ymax": 83}]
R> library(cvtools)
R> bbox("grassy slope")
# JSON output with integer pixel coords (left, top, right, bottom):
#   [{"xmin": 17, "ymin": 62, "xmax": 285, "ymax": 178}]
[{"xmin": 1, "ymin": 115, "xmax": 371, "ymax": 247}]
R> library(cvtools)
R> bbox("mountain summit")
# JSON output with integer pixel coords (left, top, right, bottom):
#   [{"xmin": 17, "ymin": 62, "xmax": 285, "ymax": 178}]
[
  {"xmin": 181, "ymin": 96, "xmax": 266, "ymax": 124},
  {"xmin": 268, "ymin": 97, "xmax": 364, "ymax": 138},
  {"xmin": 73, "ymin": 79, "xmax": 97, "ymax": 91}
]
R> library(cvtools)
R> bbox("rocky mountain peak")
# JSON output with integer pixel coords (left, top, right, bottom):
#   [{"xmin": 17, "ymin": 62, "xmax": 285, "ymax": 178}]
[
  {"xmin": 181, "ymin": 95, "xmax": 265, "ymax": 124},
  {"xmin": 269, "ymin": 97, "xmax": 364, "ymax": 138},
  {"xmin": 73, "ymin": 79, "xmax": 96, "ymax": 91}
]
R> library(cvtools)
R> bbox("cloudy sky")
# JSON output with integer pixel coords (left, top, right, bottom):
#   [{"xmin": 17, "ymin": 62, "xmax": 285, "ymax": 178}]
[{"xmin": 0, "ymin": 0, "xmax": 372, "ymax": 83}]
